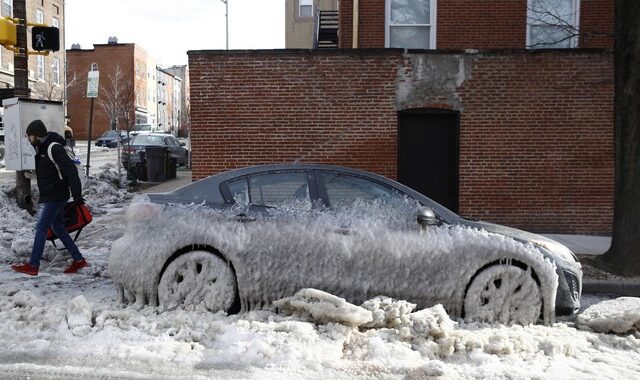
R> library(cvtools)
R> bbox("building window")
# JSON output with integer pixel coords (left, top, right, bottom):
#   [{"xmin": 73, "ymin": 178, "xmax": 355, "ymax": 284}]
[
  {"xmin": 52, "ymin": 58, "xmax": 60, "ymax": 85},
  {"xmin": 1, "ymin": 0, "xmax": 12, "ymax": 17},
  {"xmin": 386, "ymin": 0, "xmax": 436, "ymax": 49},
  {"xmin": 36, "ymin": 55, "xmax": 44, "ymax": 80},
  {"xmin": 52, "ymin": 17, "xmax": 59, "ymax": 28},
  {"xmin": 299, "ymin": 0, "xmax": 312, "ymax": 18},
  {"xmin": 527, "ymin": 0, "xmax": 580, "ymax": 48},
  {"xmin": 36, "ymin": 8, "xmax": 43, "ymax": 24}
]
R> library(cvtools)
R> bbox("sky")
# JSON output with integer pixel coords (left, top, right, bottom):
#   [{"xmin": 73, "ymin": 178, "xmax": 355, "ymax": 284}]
[{"xmin": 64, "ymin": 0, "xmax": 285, "ymax": 67}]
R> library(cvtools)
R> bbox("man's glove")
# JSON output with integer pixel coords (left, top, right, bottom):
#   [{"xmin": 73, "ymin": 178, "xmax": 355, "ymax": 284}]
[{"xmin": 73, "ymin": 195, "xmax": 85, "ymax": 205}]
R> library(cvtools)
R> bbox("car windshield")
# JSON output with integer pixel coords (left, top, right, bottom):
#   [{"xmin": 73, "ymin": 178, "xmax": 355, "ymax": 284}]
[
  {"xmin": 101, "ymin": 130, "xmax": 119, "ymax": 138},
  {"xmin": 131, "ymin": 135, "xmax": 165, "ymax": 145}
]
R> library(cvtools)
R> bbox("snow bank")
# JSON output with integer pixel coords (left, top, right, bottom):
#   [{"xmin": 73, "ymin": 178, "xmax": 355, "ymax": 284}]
[{"xmin": 576, "ymin": 297, "xmax": 640, "ymax": 334}]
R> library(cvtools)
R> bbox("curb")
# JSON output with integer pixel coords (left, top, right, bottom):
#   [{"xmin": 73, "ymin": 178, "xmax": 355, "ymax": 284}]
[{"xmin": 583, "ymin": 280, "xmax": 640, "ymax": 297}]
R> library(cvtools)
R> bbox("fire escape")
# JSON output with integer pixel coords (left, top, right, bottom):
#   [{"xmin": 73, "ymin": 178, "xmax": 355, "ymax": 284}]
[{"xmin": 313, "ymin": 9, "xmax": 338, "ymax": 49}]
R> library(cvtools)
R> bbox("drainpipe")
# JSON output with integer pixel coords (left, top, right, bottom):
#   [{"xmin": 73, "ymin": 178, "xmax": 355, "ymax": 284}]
[{"xmin": 352, "ymin": 0, "xmax": 359, "ymax": 48}]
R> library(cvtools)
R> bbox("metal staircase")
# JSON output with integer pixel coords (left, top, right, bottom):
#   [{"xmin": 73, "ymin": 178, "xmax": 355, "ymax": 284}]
[{"xmin": 313, "ymin": 10, "xmax": 339, "ymax": 49}]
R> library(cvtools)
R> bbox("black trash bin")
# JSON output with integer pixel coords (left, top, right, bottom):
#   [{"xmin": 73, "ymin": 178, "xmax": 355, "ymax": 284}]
[
  {"xmin": 146, "ymin": 145, "xmax": 168, "ymax": 182},
  {"xmin": 135, "ymin": 161, "xmax": 147, "ymax": 181},
  {"xmin": 166, "ymin": 157, "xmax": 177, "ymax": 179}
]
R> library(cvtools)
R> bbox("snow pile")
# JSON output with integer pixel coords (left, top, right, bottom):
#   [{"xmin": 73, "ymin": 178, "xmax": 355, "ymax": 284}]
[
  {"xmin": 576, "ymin": 297, "xmax": 640, "ymax": 334},
  {"xmin": 274, "ymin": 288, "xmax": 373, "ymax": 327},
  {"xmin": 111, "ymin": 199, "xmax": 558, "ymax": 325}
]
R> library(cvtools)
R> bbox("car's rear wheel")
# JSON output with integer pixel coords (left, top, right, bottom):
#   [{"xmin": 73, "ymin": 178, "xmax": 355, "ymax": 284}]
[
  {"xmin": 463, "ymin": 264, "xmax": 542, "ymax": 325},
  {"xmin": 158, "ymin": 250, "xmax": 237, "ymax": 312}
]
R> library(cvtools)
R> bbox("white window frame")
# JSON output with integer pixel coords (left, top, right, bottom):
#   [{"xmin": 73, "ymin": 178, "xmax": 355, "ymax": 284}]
[
  {"xmin": 385, "ymin": 0, "xmax": 437, "ymax": 49},
  {"xmin": 36, "ymin": 8, "xmax": 43, "ymax": 24},
  {"xmin": 52, "ymin": 16, "xmax": 59, "ymax": 28},
  {"xmin": 2, "ymin": 0, "xmax": 12, "ymax": 18},
  {"xmin": 36, "ymin": 55, "xmax": 44, "ymax": 80},
  {"xmin": 526, "ymin": 0, "xmax": 580, "ymax": 49},
  {"xmin": 52, "ymin": 57, "xmax": 60, "ymax": 85},
  {"xmin": 299, "ymin": 0, "xmax": 313, "ymax": 18}
]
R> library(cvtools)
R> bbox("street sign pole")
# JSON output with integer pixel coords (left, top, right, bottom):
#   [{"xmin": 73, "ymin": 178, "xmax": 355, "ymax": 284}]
[{"xmin": 85, "ymin": 70, "xmax": 99, "ymax": 176}]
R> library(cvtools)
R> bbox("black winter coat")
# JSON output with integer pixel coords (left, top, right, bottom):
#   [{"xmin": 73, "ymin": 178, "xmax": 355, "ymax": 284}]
[{"xmin": 34, "ymin": 132, "xmax": 82, "ymax": 203}]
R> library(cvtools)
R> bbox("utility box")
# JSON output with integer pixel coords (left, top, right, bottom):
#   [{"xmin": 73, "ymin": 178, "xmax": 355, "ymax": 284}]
[{"xmin": 2, "ymin": 98, "xmax": 64, "ymax": 171}]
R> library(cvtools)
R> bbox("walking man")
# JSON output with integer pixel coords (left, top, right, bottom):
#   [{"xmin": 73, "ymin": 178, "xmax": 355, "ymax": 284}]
[{"xmin": 11, "ymin": 120, "xmax": 88, "ymax": 276}]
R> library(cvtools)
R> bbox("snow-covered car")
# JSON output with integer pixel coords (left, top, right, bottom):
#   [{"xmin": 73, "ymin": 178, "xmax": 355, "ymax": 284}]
[{"xmin": 110, "ymin": 164, "xmax": 582, "ymax": 325}]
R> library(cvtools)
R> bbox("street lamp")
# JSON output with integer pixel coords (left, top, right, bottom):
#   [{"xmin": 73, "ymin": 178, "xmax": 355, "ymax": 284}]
[{"xmin": 219, "ymin": 0, "xmax": 228, "ymax": 50}]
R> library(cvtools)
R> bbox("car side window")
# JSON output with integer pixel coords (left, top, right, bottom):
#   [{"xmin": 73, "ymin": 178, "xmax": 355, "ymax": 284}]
[
  {"xmin": 318, "ymin": 172, "xmax": 402, "ymax": 208},
  {"xmin": 226, "ymin": 172, "xmax": 312, "ymax": 209}
]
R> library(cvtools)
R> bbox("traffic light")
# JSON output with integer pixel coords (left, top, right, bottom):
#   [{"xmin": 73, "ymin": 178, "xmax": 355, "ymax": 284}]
[
  {"xmin": 31, "ymin": 26, "xmax": 59, "ymax": 51},
  {"xmin": 0, "ymin": 17, "xmax": 16, "ymax": 46}
]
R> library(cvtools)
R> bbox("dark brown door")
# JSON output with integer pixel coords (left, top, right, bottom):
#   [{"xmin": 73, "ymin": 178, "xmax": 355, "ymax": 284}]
[{"xmin": 398, "ymin": 109, "xmax": 459, "ymax": 212}]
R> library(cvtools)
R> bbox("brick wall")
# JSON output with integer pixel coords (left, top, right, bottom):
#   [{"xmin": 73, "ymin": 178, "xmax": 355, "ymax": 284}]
[
  {"xmin": 456, "ymin": 51, "xmax": 614, "ymax": 234},
  {"xmin": 67, "ymin": 44, "xmax": 135, "ymax": 140},
  {"xmin": 188, "ymin": 49, "xmax": 401, "ymax": 179},
  {"xmin": 188, "ymin": 49, "xmax": 613, "ymax": 234},
  {"xmin": 339, "ymin": 0, "xmax": 613, "ymax": 49}
]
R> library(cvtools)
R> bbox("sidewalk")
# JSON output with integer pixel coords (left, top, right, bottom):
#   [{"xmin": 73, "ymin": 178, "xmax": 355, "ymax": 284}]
[{"xmin": 140, "ymin": 168, "xmax": 193, "ymax": 194}]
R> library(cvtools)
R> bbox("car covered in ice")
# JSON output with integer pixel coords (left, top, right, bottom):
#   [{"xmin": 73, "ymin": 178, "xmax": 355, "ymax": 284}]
[{"xmin": 110, "ymin": 164, "xmax": 582, "ymax": 325}]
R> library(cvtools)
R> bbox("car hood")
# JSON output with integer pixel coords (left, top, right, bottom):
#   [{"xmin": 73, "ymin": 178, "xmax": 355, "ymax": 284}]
[{"xmin": 465, "ymin": 220, "xmax": 579, "ymax": 264}]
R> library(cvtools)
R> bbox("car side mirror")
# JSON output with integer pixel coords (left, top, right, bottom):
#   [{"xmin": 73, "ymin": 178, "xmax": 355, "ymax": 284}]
[{"xmin": 417, "ymin": 207, "xmax": 439, "ymax": 228}]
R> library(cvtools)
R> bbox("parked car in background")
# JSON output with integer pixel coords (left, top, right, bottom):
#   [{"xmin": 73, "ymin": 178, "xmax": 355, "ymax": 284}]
[
  {"xmin": 95, "ymin": 130, "xmax": 129, "ymax": 148},
  {"xmin": 121, "ymin": 132, "xmax": 189, "ymax": 168},
  {"xmin": 110, "ymin": 164, "xmax": 582, "ymax": 325}
]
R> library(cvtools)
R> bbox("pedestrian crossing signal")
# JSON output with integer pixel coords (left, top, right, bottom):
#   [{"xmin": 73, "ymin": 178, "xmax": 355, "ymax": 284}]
[{"xmin": 31, "ymin": 26, "xmax": 59, "ymax": 51}]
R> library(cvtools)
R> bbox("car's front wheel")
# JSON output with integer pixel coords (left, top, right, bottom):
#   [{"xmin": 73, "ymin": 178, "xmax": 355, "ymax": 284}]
[
  {"xmin": 158, "ymin": 250, "xmax": 237, "ymax": 312},
  {"xmin": 463, "ymin": 264, "xmax": 542, "ymax": 325}
]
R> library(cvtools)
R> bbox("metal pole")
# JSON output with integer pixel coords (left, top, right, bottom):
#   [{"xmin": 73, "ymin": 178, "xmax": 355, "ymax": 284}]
[
  {"xmin": 85, "ymin": 98, "xmax": 95, "ymax": 176},
  {"xmin": 219, "ymin": 0, "xmax": 228, "ymax": 50},
  {"xmin": 13, "ymin": 0, "xmax": 32, "ymax": 210},
  {"xmin": 225, "ymin": 0, "xmax": 228, "ymax": 50}
]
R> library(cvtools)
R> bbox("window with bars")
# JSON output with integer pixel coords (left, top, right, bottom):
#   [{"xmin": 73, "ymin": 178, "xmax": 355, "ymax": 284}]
[{"xmin": 37, "ymin": 55, "xmax": 44, "ymax": 80}]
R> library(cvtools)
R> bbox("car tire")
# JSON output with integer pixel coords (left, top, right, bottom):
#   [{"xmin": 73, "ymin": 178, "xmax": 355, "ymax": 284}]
[
  {"xmin": 158, "ymin": 250, "xmax": 238, "ymax": 312},
  {"xmin": 463, "ymin": 264, "xmax": 542, "ymax": 325}
]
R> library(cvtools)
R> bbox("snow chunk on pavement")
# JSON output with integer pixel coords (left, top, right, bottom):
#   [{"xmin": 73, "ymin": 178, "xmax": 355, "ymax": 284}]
[
  {"xmin": 576, "ymin": 297, "xmax": 640, "ymax": 334},
  {"xmin": 273, "ymin": 288, "xmax": 373, "ymax": 327},
  {"xmin": 361, "ymin": 296, "xmax": 416, "ymax": 329},
  {"xmin": 66, "ymin": 296, "xmax": 93, "ymax": 336}
]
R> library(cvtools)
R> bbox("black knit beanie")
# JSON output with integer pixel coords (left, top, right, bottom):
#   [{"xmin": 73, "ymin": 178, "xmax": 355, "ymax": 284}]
[{"xmin": 26, "ymin": 120, "xmax": 47, "ymax": 137}]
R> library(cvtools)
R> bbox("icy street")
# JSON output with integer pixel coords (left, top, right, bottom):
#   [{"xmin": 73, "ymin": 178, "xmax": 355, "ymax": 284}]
[{"xmin": 0, "ymin": 148, "xmax": 639, "ymax": 379}]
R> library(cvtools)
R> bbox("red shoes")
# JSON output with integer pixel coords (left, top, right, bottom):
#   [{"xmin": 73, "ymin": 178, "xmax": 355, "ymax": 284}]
[
  {"xmin": 64, "ymin": 258, "xmax": 88, "ymax": 274},
  {"xmin": 11, "ymin": 263, "xmax": 39, "ymax": 276},
  {"xmin": 11, "ymin": 259, "xmax": 88, "ymax": 275}
]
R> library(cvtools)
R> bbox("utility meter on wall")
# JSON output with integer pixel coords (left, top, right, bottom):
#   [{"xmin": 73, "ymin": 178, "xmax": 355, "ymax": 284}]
[{"xmin": 2, "ymin": 98, "xmax": 64, "ymax": 171}]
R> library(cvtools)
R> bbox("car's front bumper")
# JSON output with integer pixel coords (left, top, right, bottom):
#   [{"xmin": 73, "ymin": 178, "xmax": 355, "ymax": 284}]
[{"xmin": 555, "ymin": 265, "xmax": 582, "ymax": 315}]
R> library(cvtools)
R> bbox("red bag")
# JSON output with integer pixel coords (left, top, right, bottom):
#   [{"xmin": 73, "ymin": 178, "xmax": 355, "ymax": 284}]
[{"xmin": 46, "ymin": 201, "xmax": 93, "ymax": 242}]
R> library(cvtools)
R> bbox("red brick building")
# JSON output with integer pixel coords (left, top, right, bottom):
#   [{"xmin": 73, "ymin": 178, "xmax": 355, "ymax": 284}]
[
  {"xmin": 66, "ymin": 42, "xmax": 149, "ymax": 140},
  {"xmin": 188, "ymin": 0, "xmax": 614, "ymax": 235}
]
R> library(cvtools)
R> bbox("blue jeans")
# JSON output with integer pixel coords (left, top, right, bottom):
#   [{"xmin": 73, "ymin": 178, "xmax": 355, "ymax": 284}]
[{"xmin": 30, "ymin": 201, "xmax": 84, "ymax": 267}]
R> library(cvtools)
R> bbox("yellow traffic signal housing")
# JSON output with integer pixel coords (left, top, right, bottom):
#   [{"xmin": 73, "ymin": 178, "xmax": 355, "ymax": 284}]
[{"xmin": 0, "ymin": 17, "xmax": 16, "ymax": 46}]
